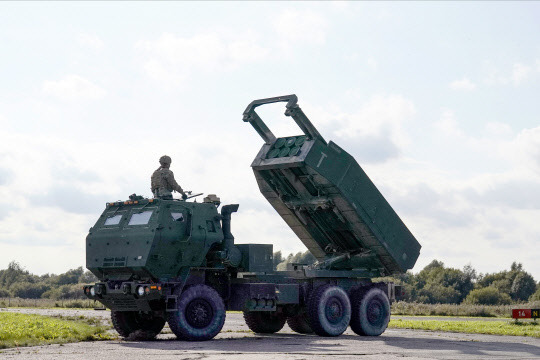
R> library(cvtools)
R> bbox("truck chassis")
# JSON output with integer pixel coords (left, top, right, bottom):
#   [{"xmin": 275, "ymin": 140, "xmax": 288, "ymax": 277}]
[{"xmin": 85, "ymin": 267, "xmax": 397, "ymax": 339}]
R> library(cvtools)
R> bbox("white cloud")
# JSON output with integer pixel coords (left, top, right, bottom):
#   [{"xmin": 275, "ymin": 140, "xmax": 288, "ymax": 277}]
[
  {"xmin": 434, "ymin": 109, "xmax": 464, "ymax": 137},
  {"xmin": 512, "ymin": 126, "xmax": 540, "ymax": 173},
  {"xmin": 485, "ymin": 122, "xmax": 512, "ymax": 137},
  {"xmin": 136, "ymin": 11, "xmax": 330, "ymax": 84},
  {"xmin": 136, "ymin": 31, "xmax": 269, "ymax": 83},
  {"xmin": 511, "ymin": 62, "xmax": 532, "ymax": 86},
  {"xmin": 297, "ymin": 94, "xmax": 415, "ymax": 163},
  {"xmin": 367, "ymin": 56, "xmax": 378, "ymax": 70},
  {"xmin": 449, "ymin": 77, "xmax": 476, "ymax": 91},
  {"xmin": 329, "ymin": 1, "xmax": 349, "ymax": 11},
  {"xmin": 332, "ymin": 94, "xmax": 415, "ymax": 141},
  {"xmin": 484, "ymin": 61, "xmax": 536, "ymax": 86},
  {"xmin": 78, "ymin": 33, "xmax": 104, "ymax": 51},
  {"xmin": 273, "ymin": 9, "xmax": 328, "ymax": 45},
  {"xmin": 365, "ymin": 105, "xmax": 540, "ymax": 275},
  {"xmin": 42, "ymin": 75, "xmax": 106, "ymax": 100}
]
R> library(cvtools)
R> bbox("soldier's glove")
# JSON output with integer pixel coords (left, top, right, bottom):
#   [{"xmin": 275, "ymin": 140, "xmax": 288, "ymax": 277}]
[{"xmin": 182, "ymin": 193, "xmax": 188, "ymax": 200}]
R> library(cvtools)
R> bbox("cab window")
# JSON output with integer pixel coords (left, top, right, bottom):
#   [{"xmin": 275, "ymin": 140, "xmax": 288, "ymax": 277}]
[
  {"xmin": 104, "ymin": 214, "xmax": 122, "ymax": 226},
  {"xmin": 171, "ymin": 212, "xmax": 184, "ymax": 222},
  {"xmin": 128, "ymin": 210, "xmax": 153, "ymax": 226}
]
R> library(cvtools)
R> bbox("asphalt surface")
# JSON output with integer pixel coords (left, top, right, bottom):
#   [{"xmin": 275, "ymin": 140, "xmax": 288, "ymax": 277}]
[{"xmin": 0, "ymin": 309, "xmax": 539, "ymax": 360}]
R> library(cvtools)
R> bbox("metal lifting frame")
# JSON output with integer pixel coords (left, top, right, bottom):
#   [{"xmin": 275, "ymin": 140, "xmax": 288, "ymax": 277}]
[{"xmin": 242, "ymin": 94, "xmax": 327, "ymax": 145}]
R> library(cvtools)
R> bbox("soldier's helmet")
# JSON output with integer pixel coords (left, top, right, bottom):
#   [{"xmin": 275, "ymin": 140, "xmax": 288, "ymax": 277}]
[{"xmin": 159, "ymin": 155, "xmax": 172, "ymax": 165}]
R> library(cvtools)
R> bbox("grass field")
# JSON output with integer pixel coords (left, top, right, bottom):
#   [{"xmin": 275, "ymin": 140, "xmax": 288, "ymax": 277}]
[
  {"xmin": 0, "ymin": 298, "xmax": 96, "ymax": 309},
  {"xmin": 2, "ymin": 298, "xmax": 540, "ymax": 318},
  {"xmin": 391, "ymin": 301, "xmax": 540, "ymax": 318},
  {"xmin": 389, "ymin": 318, "xmax": 540, "ymax": 338},
  {"xmin": 0, "ymin": 312, "xmax": 113, "ymax": 349}
]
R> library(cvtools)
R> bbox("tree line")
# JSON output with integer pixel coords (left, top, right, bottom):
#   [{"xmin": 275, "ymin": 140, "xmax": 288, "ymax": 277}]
[
  {"xmin": 0, "ymin": 261, "xmax": 96, "ymax": 300},
  {"xmin": 1, "ymin": 254, "xmax": 539, "ymax": 305},
  {"xmin": 273, "ymin": 250, "xmax": 540, "ymax": 305}
]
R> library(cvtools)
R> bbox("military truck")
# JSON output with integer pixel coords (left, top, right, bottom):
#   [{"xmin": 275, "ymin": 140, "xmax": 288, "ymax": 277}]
[{"xmin": 84, "ymin": 95, "xmax": 421, "ymax": 340}]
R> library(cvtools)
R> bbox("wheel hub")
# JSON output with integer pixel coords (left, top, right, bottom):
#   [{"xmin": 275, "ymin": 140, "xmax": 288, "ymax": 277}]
[
  {"xmin": 325, "ymin": 297, "xmax": 344, "ymax": 324},
  {"xmin": 186, "ymin": 299, "xmax": 213, "ymax": 329},
  {"xmin": 367, "ymin": 299, "xmax": 384, "ymax": 325}
]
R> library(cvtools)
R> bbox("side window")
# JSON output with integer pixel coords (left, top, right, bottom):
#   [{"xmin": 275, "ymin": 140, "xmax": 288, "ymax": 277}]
[
  {"xmin": 206, "ymin": 220, "xmax": 216, "ymax": 232},
  {"xmin": 128, "ymin": 210, "xmax": 153, "ymax": 226},
  {"xmin": 171, "ymin": 212, "xmax": 184, "ymax": 222},
  {"xmin": 104, "ymin": 214, "xmax": 122, "ymax": 226}
]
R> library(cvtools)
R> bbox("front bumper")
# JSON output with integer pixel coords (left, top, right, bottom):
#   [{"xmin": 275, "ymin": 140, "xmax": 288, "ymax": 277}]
[{"xmin": 83, "ymin": 282, "xmax": 165, "ymax": 312}]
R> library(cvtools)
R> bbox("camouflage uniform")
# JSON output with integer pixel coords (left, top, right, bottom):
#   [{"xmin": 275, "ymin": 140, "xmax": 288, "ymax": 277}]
[{"xmin": 151, "ymin": 155, "xmax": 185, "ymax": 199}]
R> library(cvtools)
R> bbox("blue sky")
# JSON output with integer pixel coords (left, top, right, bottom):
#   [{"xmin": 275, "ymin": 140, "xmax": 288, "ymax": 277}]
[{"xmin": 1, "ymin": 2, "xmax": 540, "ymax": 279}]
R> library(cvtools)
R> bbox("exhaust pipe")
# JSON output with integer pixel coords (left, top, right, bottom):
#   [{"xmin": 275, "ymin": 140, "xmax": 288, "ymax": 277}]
[{"xmin": 220, "ymin": 204, "xmax": 240, "ymax": 266}]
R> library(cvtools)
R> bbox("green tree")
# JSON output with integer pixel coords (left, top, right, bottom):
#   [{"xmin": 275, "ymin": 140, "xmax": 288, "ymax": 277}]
[
  {"xmin": 414, "ymin": 260, "xmax": 474, "ymax": 304},
  {"xmin": 42, "ymin": 284, "xmax": 86, "ymax": 300},
  {"xmin": 529, "ymin": 284, "xmax": 540, "ymax": 302},
  {"xmin": 9, "ymin": 282, "xmax": 51, "ymax": 299},
  {"xmin": 511, "ymin": 272, "xmax": 536, "ymax": 301},
  {"xmin": 79, "ymin": 270, "xmax": 98, "ymax": 284},
  {"xmin": 476, "ymin": 262, "xmax": 536, "ymax": 302},
  {"xmin": 273, "ymin": 251, "xmax": 283, "ymax": 271},
  {"xmin": 54, "ymin": 267, "xmax": 84, "ymax": 285},
  {"xmin": 419, "ymin": 283, "xmax": 461, "ymax": 304},
  {"xmin": 0, "ymin": 261, "xmax": 34, "ymax": 288},
  {"xmin": 464, "ymin": 286, "xmax": 512, "ymax": 305},
  {"xmin": 276, "ymin": 250, "xmax": 317, "ymax": 270}
]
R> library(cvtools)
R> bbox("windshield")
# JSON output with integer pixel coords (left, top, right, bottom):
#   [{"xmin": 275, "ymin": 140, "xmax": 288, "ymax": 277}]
[
  {"xmin": 104, "ymin": 214, "xmax": 122, "ymax": 226},
  {"xmin": 128, "ymin": 210, "xmax": 153, "ymax": 225}
]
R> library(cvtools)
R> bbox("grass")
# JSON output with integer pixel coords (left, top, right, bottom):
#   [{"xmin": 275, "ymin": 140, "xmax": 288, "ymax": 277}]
[
  {"xmin": 0, "ymin": 312, "xmax": 113, "ymax": 349},
  {"xmin": 389, "ymin": 318, "xmax": 540, "ymax": 338},
  {"xmin": 0, "ymin": 298, "xmax": 97, "ymax": 309}
]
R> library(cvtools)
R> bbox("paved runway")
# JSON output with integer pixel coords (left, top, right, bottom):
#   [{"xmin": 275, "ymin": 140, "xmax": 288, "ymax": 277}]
[{"xmin": 1, "ymin": 309, "xmax": 538, "ymax": 360}]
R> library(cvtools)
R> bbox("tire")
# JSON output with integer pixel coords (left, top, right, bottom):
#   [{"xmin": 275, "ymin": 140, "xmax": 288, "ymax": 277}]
[
  {"xmin": 350, "ymin": 287, "xmax": 390, "ymax": 336},
  {"xmin": 111, "ymin": 311, "xmax": 165, "ymax": 339},
  {"xmin": 243, "ymin": 311, "xmax": 286, "ymax": 334},
  {"xmin": 167, "ymin": 284, "xmax": 226, "ymax": 341},
  {"xmin": 287, "ymin": 313, "xmax": 313, "ymax": 334},
  {"xmin": 307, "ymin": 284, "xmax": 351, "ymax": 337}
]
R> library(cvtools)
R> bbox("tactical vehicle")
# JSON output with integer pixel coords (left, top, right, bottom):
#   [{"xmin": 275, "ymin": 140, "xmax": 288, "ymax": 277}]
[{"xmin": 84, "ymin": 95, "xmax": 421, "ymax": 340}]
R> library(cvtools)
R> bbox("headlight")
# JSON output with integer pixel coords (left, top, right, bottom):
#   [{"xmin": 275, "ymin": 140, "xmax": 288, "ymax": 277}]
[
  {"xmin": 137, "ymin": 286, "xmax": 145, "ymax": 296},
  {"xmin": 95, "ymin": 284, "xmax": 105, "ymax": 295},
  {"xmin": 90, "ymin": 286, "xmax": 95, "ymax": 296}
]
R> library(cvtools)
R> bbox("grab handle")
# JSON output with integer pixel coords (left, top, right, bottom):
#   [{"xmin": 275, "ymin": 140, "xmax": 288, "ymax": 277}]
[{"xmin": 242, "ymin": 94, "xmax": 326, "ymax": 145}]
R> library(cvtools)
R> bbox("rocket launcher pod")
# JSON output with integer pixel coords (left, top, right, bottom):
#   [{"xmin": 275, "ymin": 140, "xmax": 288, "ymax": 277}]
[{"xmin": 243, "ymin": 95, "xmax": 421, "ymax": 275}]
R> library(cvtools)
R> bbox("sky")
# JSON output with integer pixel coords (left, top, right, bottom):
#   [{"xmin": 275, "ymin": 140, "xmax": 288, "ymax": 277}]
[{"xmin": 1, "ymin": 2, "xmax": 540, "ymax": 279}]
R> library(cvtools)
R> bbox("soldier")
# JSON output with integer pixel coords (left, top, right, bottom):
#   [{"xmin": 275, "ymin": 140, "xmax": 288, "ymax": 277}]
[{"xmin": 151, "ymin": 155, "xmax": 187, "ymax": 200}]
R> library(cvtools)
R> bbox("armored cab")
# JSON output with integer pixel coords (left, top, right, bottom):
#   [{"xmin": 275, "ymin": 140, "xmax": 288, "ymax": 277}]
[
  {"xmin": 243, "ymin": 95, "xmax": 421, "ymax": 276},
  {"xmin": 86, "ymin": 197, "xmax": 224, "ymax": 282}
]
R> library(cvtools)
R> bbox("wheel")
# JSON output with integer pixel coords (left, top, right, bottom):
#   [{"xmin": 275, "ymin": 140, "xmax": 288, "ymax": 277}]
[
  {"xmin": 166, "ymin": 284, "xmax": 226, "ymax": 341},
  {"xmin": 111, "ymin": 311, "xmax": 137, "ymax": 338},
  {"xmin": 287, "ymin": 313, "xmax": 313, "ymax": 334},
  {"xmin": 243, "ymin": 311, "xmax": 286, "ymax": 333},
  {"xmin": 307, "ymin": 284, "xmax": 351, "ymax": 337},
  {"xmin": 111, "ymin": 311, "xmax": 165, "ymax": 339},
  {"xmin": 350, "ymin": 287, "xmax": 390, "ymax": 336}
]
